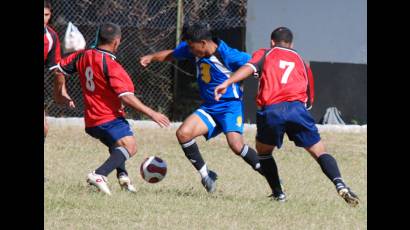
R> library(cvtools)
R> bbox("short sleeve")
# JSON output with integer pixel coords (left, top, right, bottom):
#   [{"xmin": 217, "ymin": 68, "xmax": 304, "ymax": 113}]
[
  {"xmin": 172, "ymin": 41, "xmax": 194, "ymax": 60},
  {"xmin": 226, "ymin": 49, "xmax": 251, "ymax": 71},
  {"xmin": 107, "ymin": 60, "xmax": 135, "ymax": 97},
  {"xmin": 57, "ymin": 50, "xmax": 84, "ymax": 75},
  {"xmin": 245, "ymin": 48, "xmax": 269, "ymax": 74}
]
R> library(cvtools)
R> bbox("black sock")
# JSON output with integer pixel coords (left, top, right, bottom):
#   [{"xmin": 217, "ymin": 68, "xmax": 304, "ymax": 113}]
[
  {"xmin": 259, "ymin": 154, "xmax": 283, "ymax": 195},
  {"xmin": 95, "ymin": 146, "xmax": 130, "ymax": 177},
  {"xmin": 317, "ymin": 153, "xmax": 344, "ymax": 186},
  {"xmin": 240, "ymin": 145, "xmax": 263, "ymax": 175},
  {"xmin": 181, "ymin": 140, "xmax": 205, "ymax": 171},
  {"xmin": 109, "ymin": 147, "xmax": 128, "ymax": 178}
]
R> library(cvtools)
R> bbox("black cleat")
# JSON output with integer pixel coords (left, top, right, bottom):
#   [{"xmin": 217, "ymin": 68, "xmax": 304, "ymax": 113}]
[
  {"xmin": 268, "ymin": 192, "xmax": 287, "ymax": 202},
  {"xmin": 336, "ymin": 184, "xmax": 359, "ymax": 207}
]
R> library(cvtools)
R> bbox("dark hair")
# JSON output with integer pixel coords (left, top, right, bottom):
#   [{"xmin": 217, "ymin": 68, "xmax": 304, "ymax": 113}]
[
  {"xmin": 44, "ymin": 0, "xmax": 51, "ymax": 10},
  {"xmin": 270, "ymin": 27, "xmax": 293, "ymax": 43},
  {"xmin": 181, "ymin": 21, "xmax": 213, "ymax": 42},
  {"xmin": 97, "ymin": 22, "xmax": 122, "ymax": 45}
]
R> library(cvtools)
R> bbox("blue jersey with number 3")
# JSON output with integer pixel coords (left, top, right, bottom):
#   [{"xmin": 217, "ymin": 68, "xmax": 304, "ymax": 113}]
[{"xmin": 173, "ymin": 40, "xmax": 250, "ymax": 103}]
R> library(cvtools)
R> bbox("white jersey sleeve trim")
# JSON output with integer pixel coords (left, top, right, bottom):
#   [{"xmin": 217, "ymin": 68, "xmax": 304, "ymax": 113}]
[
  {"xmin": 245, "ymin": 63, "xmax": 257, "ymax": 73},
  {"xmin": 118, "ymin": 92, "xmax": 134, "ymax": 97},
  {"xmin": 56, "ymin": 64, "xmax": 69, "ymax": 75}
]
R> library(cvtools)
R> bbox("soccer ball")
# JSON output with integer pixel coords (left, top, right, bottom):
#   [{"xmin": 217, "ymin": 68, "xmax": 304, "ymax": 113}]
[{"xmin": 140, "ymin": 156, "xmax": 167, "ymax": 183}]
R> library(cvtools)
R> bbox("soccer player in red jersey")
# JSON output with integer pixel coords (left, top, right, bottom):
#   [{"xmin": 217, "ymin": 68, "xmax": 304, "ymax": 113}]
[
  {"xmin": 215, "ymin": 27, "xmax": 359, "ymax": 206},
  {"xmin": 54, "ymin": 22, "xmax": 170, "ymax": 195},
  {"xmin": 44, "ymin": 1, "xmax": 73, "ymax": 144}
]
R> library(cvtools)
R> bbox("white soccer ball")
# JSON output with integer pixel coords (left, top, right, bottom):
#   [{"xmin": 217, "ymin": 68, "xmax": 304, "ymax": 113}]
[{"xmin": 140, "ymin": 156, "xmax": 167, "ymax": 183}]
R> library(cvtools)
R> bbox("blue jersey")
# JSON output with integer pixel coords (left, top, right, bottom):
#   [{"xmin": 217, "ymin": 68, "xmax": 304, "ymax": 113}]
[{"xmin": 173, "ymin": 40, "xmax": 251, "ymax": 103}]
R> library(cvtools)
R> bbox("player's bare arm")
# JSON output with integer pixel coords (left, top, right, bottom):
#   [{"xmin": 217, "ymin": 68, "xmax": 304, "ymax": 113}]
[
  {"xmin": 120, "ymin": 94, "xmax": 170, "ymax": 128},
  {"xmin": 139, "ymin": 49, "xmax": 174, "ymax": 67},
  {"xmin": 214, "ymin": 65, "xmax": 254, "ymax": 101},
  {"xmin": 53, "ymin": 70, "xmax": 75, "ymax": 108}
]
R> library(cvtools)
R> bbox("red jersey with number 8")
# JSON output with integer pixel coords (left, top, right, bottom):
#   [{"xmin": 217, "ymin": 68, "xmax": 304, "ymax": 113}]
[
  {"xmin": 246, "ymin": 47, "xmax": 314, "ymax": 107},
  {"xmin": 57, "ymin": 48, "xmax": 135, "ymax": 127}
]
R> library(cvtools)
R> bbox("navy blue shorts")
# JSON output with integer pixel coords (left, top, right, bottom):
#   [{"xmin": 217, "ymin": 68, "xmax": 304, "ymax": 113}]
[
  {"xmin": 85, "ymin": 117, "xmax": 134, "ymax": 148},
  {"xmin": 256, "ymin": 101, "xmax": 320, "ymax": 148}
]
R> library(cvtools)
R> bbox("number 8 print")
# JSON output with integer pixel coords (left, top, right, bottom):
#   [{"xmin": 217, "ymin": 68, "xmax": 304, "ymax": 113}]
[{"xmin": 85, "ymin": 66, "xmax": 95, "ymax": 92}]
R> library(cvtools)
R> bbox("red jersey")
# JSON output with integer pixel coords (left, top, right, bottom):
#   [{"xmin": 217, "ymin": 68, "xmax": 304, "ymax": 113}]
[
  {"xmin": 246, "ymin": 47, "xmax": 314, "ymax": 107},
  {"xmin": 58, "ymin": 48, "xmax": 135, "ymax": 127},
  {"xmin": 44, "ymin": 25, "xmax": 61, "ymax": 68}
]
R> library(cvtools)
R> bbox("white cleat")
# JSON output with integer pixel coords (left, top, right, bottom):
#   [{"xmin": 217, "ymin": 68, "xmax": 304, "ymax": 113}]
[
  {"xmin": 87, "ymin": 172, "xmax": 112, "ymax": 195},
  {"xmin": 118, "ymin": 174, "xmax": 137, "ymax": 193}
]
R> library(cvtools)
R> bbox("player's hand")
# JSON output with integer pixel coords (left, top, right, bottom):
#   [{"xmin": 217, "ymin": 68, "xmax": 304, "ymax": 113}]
[
  {"xmin": 150, "ymin": 112, "xmax": 170, "ymax": 128},
  {"xmin": 214, "ymin": 81, "xmax": 229, "ymax": 101},
  {"xmin": 140, "ymin": 55, "xmax": 153, "ymax": 67},
  {"xmin": 67, "ymin": 100, "xmax": 75, "ymax": 109}
]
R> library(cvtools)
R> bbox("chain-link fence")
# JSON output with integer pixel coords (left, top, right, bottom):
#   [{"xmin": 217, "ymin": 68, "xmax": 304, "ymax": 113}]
[{"xmin": 44, "ymin": 0, "xmax": 247, "ymax": 120}]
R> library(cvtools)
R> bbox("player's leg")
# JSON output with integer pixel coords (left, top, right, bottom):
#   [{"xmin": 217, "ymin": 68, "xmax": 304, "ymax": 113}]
[
  {"xmin": 176, "ymin": 112, "xmax": 217, "ymax": 193},
  {"xmin": 304, "ymin": 140, "xmax": 359, "ymax": 206},
  {"xmin": 85, "ymin": 118, "xmax": 136, "ymax": 195},
  {"xmin": 255, "ymin": 140, "xmax": 285, "ymax": 201},
  {"xmin": 255, "ymin": 105, "xmax": 286, "ymax": 201},
  {"xmin": 287, "ymin": 102, "xmax": 359, "ymax": 206},
  {"xmin": 44, "ymin": 110, "xmax": 48, "ymax": 144},
  {"xmin": 225, "ymin": 132, "xmax": 262, "ymax": 175},
  {"xmin": 219, "ymin": 100, "xmax": 262, "ymax": 175}
]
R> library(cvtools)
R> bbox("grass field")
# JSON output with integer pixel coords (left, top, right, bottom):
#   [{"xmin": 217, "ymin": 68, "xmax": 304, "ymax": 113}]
[{"xmin": 45, "ymin": 122, "xmax": 367, "ymax": 230}]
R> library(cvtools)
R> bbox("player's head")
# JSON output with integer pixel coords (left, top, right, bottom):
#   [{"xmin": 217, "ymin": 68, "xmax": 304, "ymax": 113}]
[
  {"xmin": 270, "ymin": 27, "xmax": 293, "ymax": 48},
  {"xmin": 44, "ymin": 0, "xmax": 52, "ymax": 26},
  {"xmin": 97, "ymin": 22, "xmax": 122, "ymax": 53},
  {"xmin": 181, "ymin": 21, "xmax": 214, "ymax": 58}
]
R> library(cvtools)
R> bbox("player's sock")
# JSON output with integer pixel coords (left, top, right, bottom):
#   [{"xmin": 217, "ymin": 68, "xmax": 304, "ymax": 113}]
[
  {"xmin": 95, "ymin": 146, "xmax": 130, "ymax": 177},
  {"xmin": 109, "ymin": 147, "xmax": 128, "ymax": 178},
  {"xmin": 259, "ymin": 154, "xmax": 283, "ymax": 195},
  {"xmin": 116, "ymin": 163, "xmax": 128, "ymax": 178},
  {"xmin": 181, "ymin": 139, "xmax": 208, "ymax": 178},
  {"xmin": 239, "ymin": 144, "xmax": 263, "ymax": 175},
  {"xmin": 317, "ymin": 153, "xmax": 345, "ymax": 187}
]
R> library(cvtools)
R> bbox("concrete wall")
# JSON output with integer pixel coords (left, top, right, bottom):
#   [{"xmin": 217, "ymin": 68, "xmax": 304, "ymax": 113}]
[
  {"xmin": 246, "ymin": 0, "xmax": 367, "ymax": 64},
  {"xmin": 244, "ymin": 0, "xmax": 367, "ymax": 124}
]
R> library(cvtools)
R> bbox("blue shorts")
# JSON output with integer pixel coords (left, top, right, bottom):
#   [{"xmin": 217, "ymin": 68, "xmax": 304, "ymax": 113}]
[
  {"xmin": 194, "ymin": 100, "xmax": 244, "ymax": 140},
  {"xmin": 85, "ymin": 117, "xmax": 134, "ymax": 148},
  {"xmin": 256, "ymin": 101, "xmax": 321, "ymax": 148}
]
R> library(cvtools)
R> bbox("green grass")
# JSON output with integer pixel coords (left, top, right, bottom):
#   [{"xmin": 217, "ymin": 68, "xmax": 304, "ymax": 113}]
[{"xmin": 45, "ymin": 125, "xmax": 367, "ymax": 230}]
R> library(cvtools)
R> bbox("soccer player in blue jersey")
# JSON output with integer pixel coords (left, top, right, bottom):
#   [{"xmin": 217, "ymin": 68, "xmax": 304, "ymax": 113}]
[{"xmin": 140, "ymin": 22, "xmax": 263, "ymax": 193}]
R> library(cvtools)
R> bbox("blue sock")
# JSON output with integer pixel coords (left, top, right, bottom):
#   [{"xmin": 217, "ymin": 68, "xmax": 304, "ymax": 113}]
[
  {"xmin": 109, "ymin": 147, "xmax": 128, "ymax": 178},
  {"xmin": 96, "ymin": 147, "xmax": 130, "ymax": 177}
]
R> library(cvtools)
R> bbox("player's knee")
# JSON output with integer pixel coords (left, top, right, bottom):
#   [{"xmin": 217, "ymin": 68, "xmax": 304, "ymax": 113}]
[
  {"xmin": 127, "ymin": 144, "xmax": 137, "ymax": 157},
  {"xmin": 256, "ymin": 144, "xmax": 274, "ymax": 155},
  {"xmin": 176, "ymin": 127, "xmax": 192, "ymax": 143},
  {"xmin": 229, "ymin": 142, "xmax": 244, "ymax": 155}
]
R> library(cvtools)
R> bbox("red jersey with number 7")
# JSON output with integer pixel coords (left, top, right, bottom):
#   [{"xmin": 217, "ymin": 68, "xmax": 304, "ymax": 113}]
[
  {"xmin": 245, "ymin": 46, "xmax": 314, "ymax": 107},
  {"xmin": 57, "ymin": 48, "xmax": 135, "ymax": 127}
]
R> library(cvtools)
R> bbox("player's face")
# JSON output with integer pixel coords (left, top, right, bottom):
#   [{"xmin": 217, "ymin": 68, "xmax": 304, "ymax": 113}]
[
  {"xmin": 187, "ymin": 40, "xmax": 207, "ymax": 58},
  {"xmin": 44, "ymin": 8, "xmax": 51, "ymax": 26}
]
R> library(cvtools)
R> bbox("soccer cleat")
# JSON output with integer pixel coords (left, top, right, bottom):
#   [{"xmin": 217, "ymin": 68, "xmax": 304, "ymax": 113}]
[
  {"xmin": 336, "ymin": 184, "xmax": 359, "ymax": 207},
  {"xmin": 201, "ymin": 170, "xmax": 218, "ymax": 193},
  {"xmin": 268, "ymin": 192, "xmax": 287, "ymax": 202},
  {"xmin": 118, "ymin": 174, "xmax": 137, "ymax": 193},
  {"xmin": 87, "ymin": 172, "xmax": 112, "ymax": 195}
]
